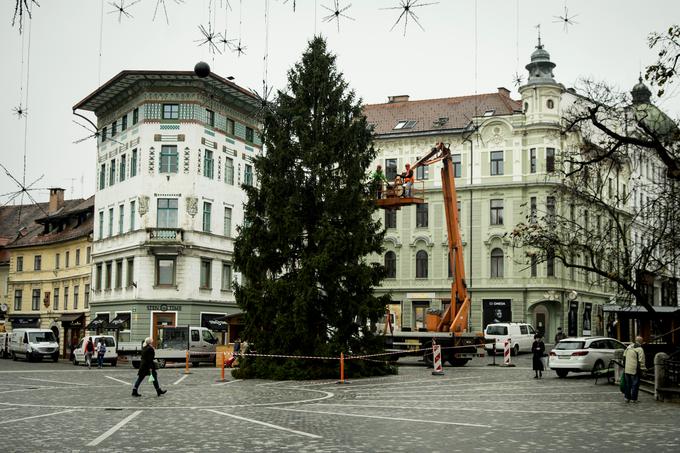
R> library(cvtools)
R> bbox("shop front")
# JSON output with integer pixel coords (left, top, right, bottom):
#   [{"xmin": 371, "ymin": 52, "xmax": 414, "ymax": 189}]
[
  {"xmin": 59, "ymin": 313, "xmax": 85, "ymax": 358},
  {"xmin": 9, "ymin": 315, "xmax": 40, "ymax": 329}
]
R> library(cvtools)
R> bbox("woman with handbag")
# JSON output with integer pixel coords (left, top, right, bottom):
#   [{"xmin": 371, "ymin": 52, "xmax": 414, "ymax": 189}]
[{"xmin": 132, "ymin": 337, "xmax": 167, "ymax": 397}]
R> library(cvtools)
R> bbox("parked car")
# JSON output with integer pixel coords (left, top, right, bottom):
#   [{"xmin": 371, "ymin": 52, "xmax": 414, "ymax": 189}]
[
  {"xmin": 549, "ymin": 337, "xmax": 626, "ymax": 378},
  {"xmin": 0, "ymin": 332, "xmax": 10, "ymax": 359},
  {"xmin": 9, "ymin": 328, "xmax": 59, "ymax": 362},
  {"xmin": 484, "ymin": 322, "xmax": 537, "ymax": 355},
  {"xmin": 73, "ymin": 335, "xmax": 118, "ymax": 367}
]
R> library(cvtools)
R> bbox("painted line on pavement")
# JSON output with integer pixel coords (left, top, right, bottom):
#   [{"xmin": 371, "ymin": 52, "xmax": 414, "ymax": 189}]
[
  {"xmin": 212, "ymin": 379, "xmax": 242, "ymax": 386},
  {"xmin": 270, "ymin": 407, "xmax": 492, "ymax": 428},
  {"xmin": 20, "ymin": 377, "xmax": 88, "ymax": 386},
  {"xmin": 204, "ymin": 409, "xmax": 322, "ymax": 439},
  {"xmin": 87, "ymin": 410, "xmax": 142, "ymax": 446},
  {"xmin": 0, "ymin": 386, "xmax": 64, "ymax": 394},
  {"xmin": 173, "ymin": 375, "xmax": 188, "ymax": 385},
  {"xmin": 310, "ymin": 403, "xmax": 589, "ymax": 415},
  {"xmin": 105, "ymin": 375, "xmax": 132, "ymax": 386},
  {"xmin": 0, "ymin": 409, "xmax": 78, "ymax": 425}
]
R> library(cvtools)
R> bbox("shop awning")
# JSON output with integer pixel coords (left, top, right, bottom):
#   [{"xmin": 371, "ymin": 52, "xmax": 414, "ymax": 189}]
[
  {"xmin": 206, "ymin": 318, "xmax": 229, "ymax": 332},
  {"xmin": 86, "ymin": 314, "xmax": 109, "ymax": 330},
  {"xmin": 59, "ymin": 313, "xmax": 85, "ymax": 327},
  {"xmin": 222, "ymin": 312, "xmax": 244, "ymax": 321},
  {"xmin": 108, "ymin": 313, "xmax": 131, "ymax": 330},
  {"xmin": 9, "ymin": 316, "xmax": 40, "ymax": 328},
  {"xmin": 603, "ymin": 304, "xmax": 680, "ymax": 314}
]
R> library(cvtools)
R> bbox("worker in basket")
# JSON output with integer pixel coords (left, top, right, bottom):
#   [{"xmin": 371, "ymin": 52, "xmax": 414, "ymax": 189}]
[{"xmin": 401, "ymin": 163, "xmax": 414, "ymax": 197}]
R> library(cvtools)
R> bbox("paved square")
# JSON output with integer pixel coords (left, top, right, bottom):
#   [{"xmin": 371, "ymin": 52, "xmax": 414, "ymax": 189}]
[{"xmin": 1, "ymin": 354, "xmax": 679, "ymax": 452}]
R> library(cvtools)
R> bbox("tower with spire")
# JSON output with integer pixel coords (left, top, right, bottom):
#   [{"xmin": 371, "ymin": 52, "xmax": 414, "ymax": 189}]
[{"xmin": 518, "ymin": 31, "xmax": 562, "ymax": 126}]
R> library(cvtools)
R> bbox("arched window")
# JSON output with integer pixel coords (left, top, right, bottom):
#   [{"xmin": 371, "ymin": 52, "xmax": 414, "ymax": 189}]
[
  {"xmin": 546, "ymin": 99, "xmax": 554, "ymax": 109},
  {"xmin": 490, "ymin": 248, "xmax": 504, "ymax": 278},
  {"xmin": 384, "ymin": 251, "xmax": 396, "ymax": 279},
  {"xmin": 416, "ymin": 250, "xmax": 428, "ymax": 278}
]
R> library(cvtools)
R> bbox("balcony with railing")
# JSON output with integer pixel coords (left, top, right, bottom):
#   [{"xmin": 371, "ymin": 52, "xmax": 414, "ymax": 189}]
[{"xmin": 146, "ymin": 228, "xmax": 184, "ymax": 243}]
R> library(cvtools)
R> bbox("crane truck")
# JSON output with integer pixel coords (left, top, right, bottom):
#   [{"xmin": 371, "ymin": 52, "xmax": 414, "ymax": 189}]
[{"xmin": 376, "ymin": 142, "xmax": 486, "ymax": 366}]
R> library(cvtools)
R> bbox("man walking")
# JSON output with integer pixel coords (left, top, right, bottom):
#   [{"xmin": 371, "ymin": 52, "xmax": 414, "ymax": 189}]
[
  {"xmin": 623, "ymin": 336, "xmax": 646, "ymax": 403},
  {"xmin": 84, "ymin": 337, "xmax": 95, "ymax": 369},
  {"xmin": 132, "ymin": 337, "xmax": 167, "ymax": 397},
  {"xmin": 554, "ymin": 327, "xmax": 566, "ymax": 344}
]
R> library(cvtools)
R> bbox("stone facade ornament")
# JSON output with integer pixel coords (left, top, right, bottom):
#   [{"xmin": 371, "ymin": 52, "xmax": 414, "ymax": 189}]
[
  {"xmin": 186, "ymin": 196, "xmax": 198, "ymax": 217},
  {"xmin": 138, "ymin": 195, "xmax": 149, "ymax": 216}
]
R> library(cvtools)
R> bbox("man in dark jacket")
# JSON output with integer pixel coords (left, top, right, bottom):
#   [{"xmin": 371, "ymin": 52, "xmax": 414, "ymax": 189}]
[{"xmin": 132, "ymin": 337, "xmax": 167, "ymax": 397}]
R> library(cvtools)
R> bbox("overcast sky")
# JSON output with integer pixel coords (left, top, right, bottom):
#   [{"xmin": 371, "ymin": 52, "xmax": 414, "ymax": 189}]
[{"xmin": 1, "ymin": 0, "xmax": 679, "ymax": 203}]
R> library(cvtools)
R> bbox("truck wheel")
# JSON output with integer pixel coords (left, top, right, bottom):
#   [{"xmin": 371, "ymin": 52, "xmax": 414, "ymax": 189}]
[
  {"xmin": 448, "ymin": 359, "xmax": 469, "ymax": 367},
  {"xmin": 192, "ymin": 362, "xmax": 200, "ymax": 368}
]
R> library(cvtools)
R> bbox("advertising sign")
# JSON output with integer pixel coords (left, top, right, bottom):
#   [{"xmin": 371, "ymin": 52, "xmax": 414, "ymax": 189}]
[
  {"xmin": 482, "ymin": 299, "xmax": 511, "ymax": 328},
  {"xmin": 583, "ymin": 302, "xmax": 592, "ymax": 336},
  {"xmin": 568, "ymin": 300, "xmax": 579, "ymax": 337}
]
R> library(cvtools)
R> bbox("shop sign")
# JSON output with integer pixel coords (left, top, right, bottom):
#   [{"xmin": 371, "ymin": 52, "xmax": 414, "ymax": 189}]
[{"xmin": 146, "ymin": 304, "xmax": 182, "ymax": 312}]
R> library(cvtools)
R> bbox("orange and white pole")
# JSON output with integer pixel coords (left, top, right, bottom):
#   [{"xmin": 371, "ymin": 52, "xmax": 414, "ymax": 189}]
[
  {"xmin": 184, "ymin": 350, "xmax": 191, "ymax": 374},
  {"xmin": 432, "ymin": 341, "xmax": 445, "ymax": 376},
  {"xmin": 503, "ymin": 338, "xmax": 515, "ymax": 367}
]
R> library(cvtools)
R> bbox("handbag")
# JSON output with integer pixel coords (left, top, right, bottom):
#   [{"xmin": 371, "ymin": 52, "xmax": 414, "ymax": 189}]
[{"xmin": 148, "ymin": 373, "xmax": 155, "ymax": 383}]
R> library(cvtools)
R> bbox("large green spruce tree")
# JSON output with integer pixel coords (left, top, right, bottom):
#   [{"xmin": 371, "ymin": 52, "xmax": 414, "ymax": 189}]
[{"xmin": 232, "ymin": 37, "xmax": 393, "ymax": 380}]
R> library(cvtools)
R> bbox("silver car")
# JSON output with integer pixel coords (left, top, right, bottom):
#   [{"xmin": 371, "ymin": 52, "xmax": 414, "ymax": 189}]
[{"xmin": 548, "ymin": 337, "xmax": 626, "ymax": 378}]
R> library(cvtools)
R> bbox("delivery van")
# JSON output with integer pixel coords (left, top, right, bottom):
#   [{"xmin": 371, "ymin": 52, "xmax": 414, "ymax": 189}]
[{"xmin": 10, "ymin": 328, "xmax": 60, "ymax": 362}]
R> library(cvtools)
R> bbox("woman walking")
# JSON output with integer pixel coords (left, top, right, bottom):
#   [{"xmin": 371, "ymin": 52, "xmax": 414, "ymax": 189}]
[
  {"xmin": 132, "ymin": 337, "xmax": 167, "ymax": 397},
  {"xmin": 531, "ymin": 334, "xmax": 546, "ymax": 379}
]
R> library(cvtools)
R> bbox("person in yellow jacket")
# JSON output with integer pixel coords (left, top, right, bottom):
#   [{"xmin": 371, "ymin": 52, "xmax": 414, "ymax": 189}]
[{"xmin": 622, "ymin": 336, "xmax": 646, "ymax": 403}]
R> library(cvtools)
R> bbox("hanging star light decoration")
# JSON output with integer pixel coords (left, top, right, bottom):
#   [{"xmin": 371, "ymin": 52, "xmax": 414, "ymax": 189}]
[
  {"xmin": 512, "ymin": 71, "xmax": 524, "ymax": 88},
  {"xmin": 553, "ymin": 5, "xmax": 578, "ymax": 33},
  {"xmin": 12, "ymin": 104, "xmax": 27, "ymax": 119},
  {"xmin": 12, "ymin": 0, "xmax": 39, "ymax": 34},
  {"xmin": 196, "ymin": 23, "xmax": 223, "ymax": 54},
  {"xmin": 153, "ymin": 0, "xmax": 184, "ymax": 25},
  {"xmin": 321, "ymin": 1, "xmax": 354, "ymax": 33},
  {"xmin": 108, "ymin": 0, "xmax": 141, "ymax": 23},
  {"xmin": 233, "ymin": 39, "xmax": 247, "ymax": 57},
  {"xmin": 381, "ymin": 0, "xmax": 438, "ymax": 36}
]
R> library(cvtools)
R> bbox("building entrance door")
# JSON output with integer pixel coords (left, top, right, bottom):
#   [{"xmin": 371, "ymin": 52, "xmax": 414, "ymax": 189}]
[{"xmin": 152, "ymin": 312, "xmax": 176, "ymax": 344}]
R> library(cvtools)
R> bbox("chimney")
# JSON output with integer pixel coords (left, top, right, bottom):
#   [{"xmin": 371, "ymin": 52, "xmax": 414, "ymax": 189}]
[
  {"xmin": 388, "ymin": 95, "xmax": 410, "ymax": 103},
  {"xmin": 497, "ymin": 87, "xmax": 511, "ymax": 97},
  {"xmin": 48, "ymin": 188, "xmax": 65, "ymax": 214}
]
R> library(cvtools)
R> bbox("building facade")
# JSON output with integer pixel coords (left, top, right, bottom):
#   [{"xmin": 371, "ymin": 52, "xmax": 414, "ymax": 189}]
[
  {"xmin": 364, "ymin": 43, "xmax": 616, "ymax": 342},
  {"xmin": 5, "ymin": 189, "xmax": 93, "ymax": 356},
  {"xmin": 73, "ymin": 69, "xmax": 261, "ymax": 344}
]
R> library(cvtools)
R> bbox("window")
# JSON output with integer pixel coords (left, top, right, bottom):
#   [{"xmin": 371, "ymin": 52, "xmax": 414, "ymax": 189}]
[
  {"xmin": 202, "ymin": 202, "xmax": 212, "ymax": 232},
  {"xmin": 385, "ymin": 158, "xmax": 398, "ymax": 180},
  {"xmin": 99, "ymin": 164, "xmax": 106, "ymax": 190},
  {"xmin": 546, "ymin": 148, "xmax": 555, "ymax": 172},
  {"xmin": 245, "ymin": 127, "xmax": 254, "ymax": 143},
  {"xmin": 121, "ymin": 115, "xmax": 128, "ymax": 131},
  {"xmin": 490, "ymin": 248, "xmax": 504, "ymax": 278},
  {"xmin": 530, "ymin": 197, "xmax": 537, "ymax": 223},
  {"xmin": 127, "ymin": 258, "xmax": 134, "ymax": 287},
  {"xmin": 55, "ymin": 253, "xmax": 60, "ymax": 269},
  {"xmin": 547, "ymin": 249, "xmax": 555, "ymax": 277},
  {"xmin": 156, "ymin": 258, "xmax": 176, "ymax": 286},
  {"xmin": 105, "ymin": 262, "xmax": 112, "ymax": 290},
  {"xmin": 416, "ymin": 250, "xmax": 428, "ymax": 278},
  {"xmin": 101, "ymin": 126, "xmax": 107, "ymax": 143},
  {"xmin": 490, "ymin": 199, "xmax": 504, "ymax": 225},
  {"xmin": 73, "ymin": 285, "xmax": 79, "ymax": 309},
  {"xmin": 547, "ymin": 99, "xmax": 554, "ymax": 109},
  {"xmin": 223, "ymin": 207, "xmax": 232, "ymax": 237},
  {"xmin": 34, "ymin": 255, "xmax": 42, "ymax": 271},
  {"xmin": 65, "ymin": 251, "xmax": 70, "ymax": 268},
  {"xmin": 530, "ymin": 148, "xmax": 536, "ymax": 173},
  {"xmin": 120, "ymin": 154, "xmax": 126, "ymax": 182},
  {"xmin": 457, "ymin": 201, "xmax": 461, "ymax": 225},
  {"xmin": 98, "ymin": 211, "xmax": 104, "ymax": 239},
  {"xmin": 53, "ymin": 288, "xmax": 60, "ymax": 310},
  {"xmin": 385, "ymin": 251, "xmax": 396, "ymax": 278},
  {"xmin": 546, "ymin": 196, "xmax": 556, "ymax": 223},
  {"xmin": 86, "ymin": 246, "xmax": 91, "ymax": 264},
  {"xmin": 452, "ymin": 154, "xmax": 462, "ymax": 178},
  {"xmin": 130, "ymin": 149, "xmax": 138, "ymax": 177},
  {"xmin": 64, "ymin": 287, "xmax": 69, "ymax": 310},
  {"xmin": 394, "ymin": 120, "xmax": 417, "ymax": 129},
  {"xmin": 162, "ymin": 103, "xmax": 179, "ymax": 119},
  {"xmin": 490, "ymin": 151, "xmax": 504, "ymax": 175},
  {"xmin": 224, "ymin": 157, "xmax": 234, "ymax": 185},
  {"xmin": 14, "ymin": 289, "xmax": 22, "ymax": 311},
  {"xmin": 84, "ymin": 284, "xmax": 90, "ymax": 308},
  {"xmin": 130, "ymin": 201, "xmax": 136, "ymax": 231},
  {"xmin": 111, "ymin": 120, "xmax": 117, "ymax": 137},
  {"xmin": 221, "ymin": 263, "xmax": 232, "ymax": 290},
  {"xmin": 191, "ymin": 330, "xmax": 200, "ymax": 342},
  {"xmin": 16, "ymin": 256, "xmax": 23, "ymax": 272},
  {"xmin": 108, "ymin": 208, "xmax": 114, "ymax": 237},
  {"xmin": 244, "ymin": 164, "xmax": 253, "ymax": 186},
  {"xmin": 119, "ymin": 204, "xmax": 125, "ymax": 234},
  {"xmin": 109, "ymin": 159, "xmax": 116, "ymax": 185},
  {"xmin": 385, "ymin": 209, "xmax": 396, "ymax": 229},
  {"xmin": 95, "ymin": 263, "xmax": 103, "ymax": 291},
  {"xmin": 416, "ymin": 203, "xmax": 428, "ymax": 228},
  {"xmin": 160, "ymin": 145, "xmax": 178, "ymax": 173},
  {"xmin": 531, "ymin": 255, "xmax": 537, "ymax": 277},
  {"xmin": 132, "ymin": 108, "xmax": 139, "ymax": 125},
  {"xmin": 520, "ymin": 325, "xmax": 529, "ymax": 335},
  {"xmin": 200, "ymin": 259, "xmax": 212, "ymax": 289},
  {"xmin": 115, "ymin": 260, "xmax": 123, "ymax": 289},
  {"xmin": 203, "ymin": 149, "xmax": 214, "ymax": 178},
  {"xmin": 207, "ymin": 109, "xmax": 215, "ymax": 127},
  {"xmin": 416, "ymin": 161, "xmax": 428, "ymax": 180},
  {"xmin": 157, "ymin": 198, "xmax": 178, "ymax": 228},
  {"xmin": 32, "ymin": 289, "xmax": 40, "ymax": 310},
  {"xmin": 226, "ymin": 118, "xmax": 235, "ymax": 135},
  {"xmin": 75, "ymin": 249, "xmax": 80, "ymax": 266}
]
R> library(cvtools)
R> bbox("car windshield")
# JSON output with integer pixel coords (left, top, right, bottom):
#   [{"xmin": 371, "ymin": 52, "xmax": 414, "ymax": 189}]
[
  {"xmin": 29, "ymin": 332, "xmax": 56, "ymax": 343},
  {"xmin": 486, "ymin": 326, "xmax": 507, "ymax": 335},
  {"xmin": 555, "ymin": 341, "xmax": 585, "ymax": 350}
]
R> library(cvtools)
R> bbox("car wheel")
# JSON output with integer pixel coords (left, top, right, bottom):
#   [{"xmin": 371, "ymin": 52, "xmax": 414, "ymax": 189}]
[
  {"xmin": 73, "ymin": 358, "xmax": 78, "ymax": 366},
  {"xmin": 12, "ymin": 352, "xmax": 17, "ymax": 361},
  {"xmin": 592, "ymin": 360, "xmax": 605, "ymax": 376},
  {"xmin": 52, "ymin": 354, "xmax": 59, "ymax": 362},
  {"xmin": 111, "ymin": 359, "xmax": 117, "ymax": 367},
  {"xmin": 132, "ymin": 361, "xmax": 140, "ymax": 369},
  {"xmin": 512, "ymin": 344, "xmax": 519, "ymax": 356},
  {"xmin": 556, "ymin": 369, "xmax": 569, "ymax": 378}
]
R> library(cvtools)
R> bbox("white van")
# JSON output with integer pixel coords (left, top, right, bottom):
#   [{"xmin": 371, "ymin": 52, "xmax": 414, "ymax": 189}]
[
  {"xmin": 484, "ymin": 322, "xmax": 537, "ymax": 356},
  {"xmin": 10, "ymin": 328, "xmax": 60, "ymax": 362},
  {"xmin": 73, "ymin": 335, "xmax": 118, "ymax": 367}
]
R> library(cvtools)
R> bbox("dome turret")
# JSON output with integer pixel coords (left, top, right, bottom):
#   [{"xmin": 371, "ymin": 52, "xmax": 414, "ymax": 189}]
[{"xmin": 631, "ymin": 77, "xmax": 652, "ymax": 105}]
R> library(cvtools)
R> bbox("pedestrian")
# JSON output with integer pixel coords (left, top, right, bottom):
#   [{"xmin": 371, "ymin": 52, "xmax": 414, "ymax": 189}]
[
  {"xmin": 132, "ymin": 337, "xmax": 167, "ymax": 397},
  {"xmin": 554, "ymin": 327, "xmax": 566, "ymax": 344},
  {"xmin": 370, "ymin": 164, "xmax": 387, "ymax": 199},
  {"xmin": 96, "ymin": 338, "xmax": 107, "ymax": 368},
  {"xmin": 622, "ymin": 336, "xmax": 646, "ymax": 403},
  {"xmin": 401, "ymin": 163, "xmax": 414, "ymax": 197},
  {"xmin": 531, "ymin": 334, "xmax": 546, "ymax": 379},
  {"xmin": 84, "ymin": 337, "xmax": 95, "ymax": 369}
]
